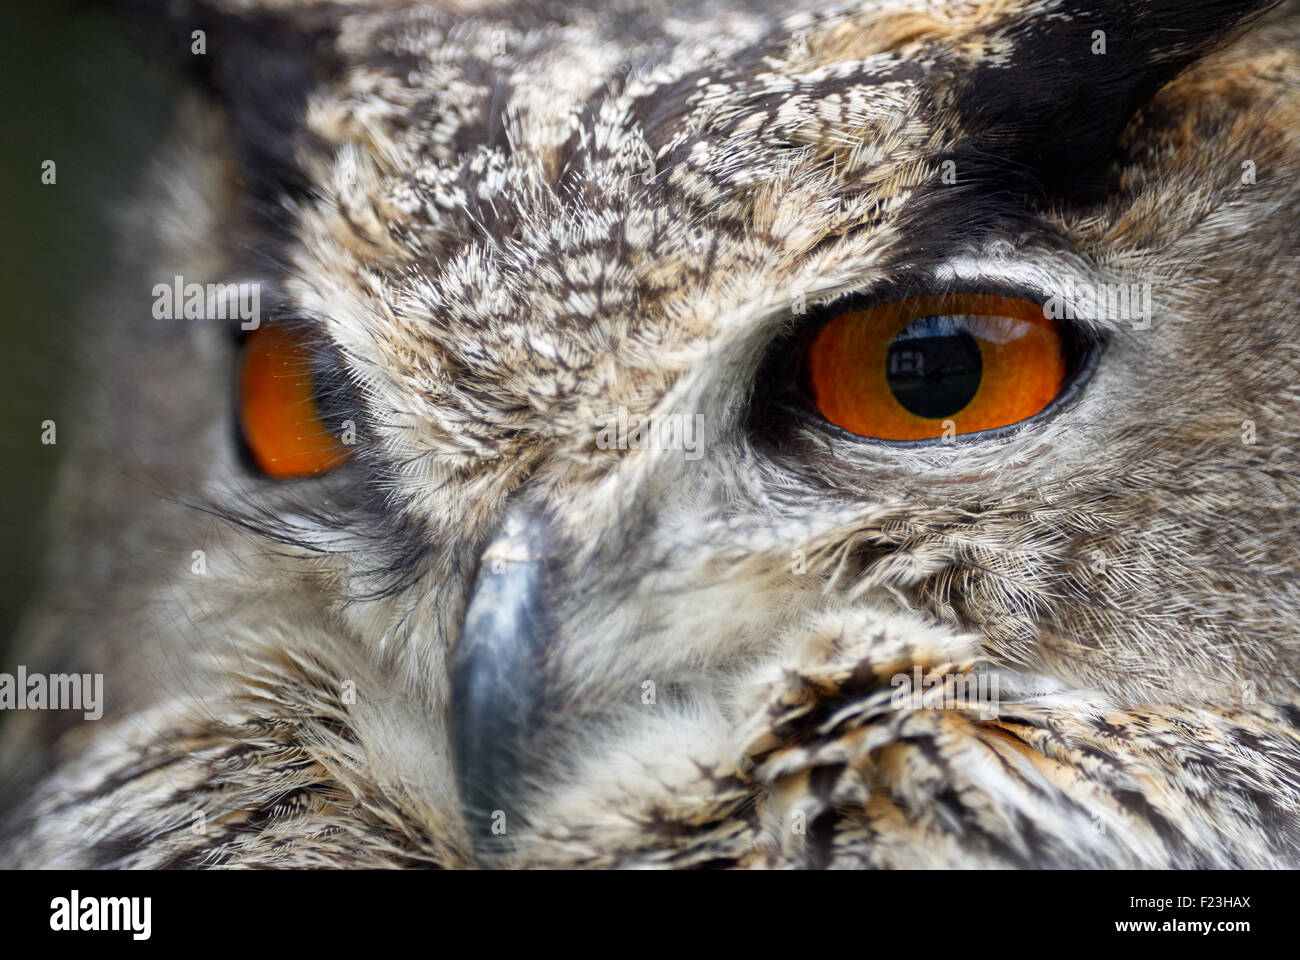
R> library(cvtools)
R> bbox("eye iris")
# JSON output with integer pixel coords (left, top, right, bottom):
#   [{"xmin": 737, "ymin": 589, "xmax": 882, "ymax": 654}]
[
  {"xmin": 238, "ymin": 324, "xmax": 350, "ymax": 478},
  {"xmin": 885, "ymin": 315, "xmax": 982, "ymax": 419}
]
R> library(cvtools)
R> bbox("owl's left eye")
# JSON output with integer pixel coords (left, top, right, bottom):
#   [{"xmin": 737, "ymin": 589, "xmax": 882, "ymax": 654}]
[{"xmin": 796, "ymin": 293, "xmax": 1084, "ymax": 442}]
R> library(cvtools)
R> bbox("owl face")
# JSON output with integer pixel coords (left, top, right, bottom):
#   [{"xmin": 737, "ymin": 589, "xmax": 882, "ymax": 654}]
[{"xmin": 3, "ymin": 0, "xmax": 1299, "ymax": 868}]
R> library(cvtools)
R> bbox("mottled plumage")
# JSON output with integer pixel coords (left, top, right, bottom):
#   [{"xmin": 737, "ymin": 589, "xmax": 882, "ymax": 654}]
[{"xmin": 2, "ymin": 0, "xmax": 1299, "ymax": 867}]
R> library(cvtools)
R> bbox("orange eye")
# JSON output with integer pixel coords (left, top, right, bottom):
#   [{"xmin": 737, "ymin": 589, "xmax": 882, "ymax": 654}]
[
  {"xmin": 803, "ymin": 294, "xmax": 1067, "ymax": 441},
  {"xmin": 238, "ymin": 324, "xmax": 350, "ymax": 478}
]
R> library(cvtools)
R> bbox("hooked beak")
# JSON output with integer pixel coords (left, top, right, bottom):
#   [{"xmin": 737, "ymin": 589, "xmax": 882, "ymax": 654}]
[{"xmin": 450, "ymin": 506, "xmax": 551, "ymax": 861}]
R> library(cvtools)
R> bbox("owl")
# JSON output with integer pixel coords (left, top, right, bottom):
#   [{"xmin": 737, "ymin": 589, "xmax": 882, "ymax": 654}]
[{"xmin": 1, "ymin": 0, "xmax": 1298, "ymax": 869}]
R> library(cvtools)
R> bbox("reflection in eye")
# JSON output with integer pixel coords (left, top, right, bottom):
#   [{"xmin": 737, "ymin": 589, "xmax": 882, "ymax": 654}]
[{"xmin": 803, "ymin": 294, "xmax": 1067, "ymax": 441}]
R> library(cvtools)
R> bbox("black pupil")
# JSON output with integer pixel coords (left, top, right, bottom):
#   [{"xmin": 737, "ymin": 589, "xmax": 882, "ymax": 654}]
[{"xmin": 885, "ymin": 315, "xmax": 982, "ymax": 419}]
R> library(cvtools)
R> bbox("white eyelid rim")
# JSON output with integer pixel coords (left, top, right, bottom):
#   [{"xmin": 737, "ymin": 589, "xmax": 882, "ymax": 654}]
[{"xmin": 934, "ymin": 256, "xmax": 1135, "ymax": 338}]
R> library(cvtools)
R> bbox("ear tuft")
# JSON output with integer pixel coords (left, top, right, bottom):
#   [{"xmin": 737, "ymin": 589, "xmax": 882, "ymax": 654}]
[
  {"xmin": 952, "ymin": 0, "xmax": 1283, "ymax": 198},
  {"xmin": 113, "ymin": 0, "xmax": 346, "ymax": 204}
]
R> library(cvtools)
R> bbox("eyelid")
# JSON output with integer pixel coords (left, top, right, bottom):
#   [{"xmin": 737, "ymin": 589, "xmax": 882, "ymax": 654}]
[{"xmin": 931, "ymin": 258, "xmax": 1139, "ymax": 340}]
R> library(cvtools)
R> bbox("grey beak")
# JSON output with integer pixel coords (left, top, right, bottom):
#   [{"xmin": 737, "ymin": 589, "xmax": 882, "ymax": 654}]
[{"xmin": 450, "ymin": 506, "xmax": 551, "ymax": 861}]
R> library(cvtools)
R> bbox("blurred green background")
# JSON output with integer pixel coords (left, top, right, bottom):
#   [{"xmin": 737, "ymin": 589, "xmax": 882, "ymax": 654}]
[{"xmin": 0, "ymin": 2, "xmax": 177, "ymax": 662}]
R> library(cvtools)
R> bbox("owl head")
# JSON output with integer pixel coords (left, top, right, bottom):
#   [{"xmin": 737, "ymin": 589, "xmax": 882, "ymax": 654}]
[{"xmin": 2, "ymin": 0, "xmax": 1298, "ymax": 868}]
